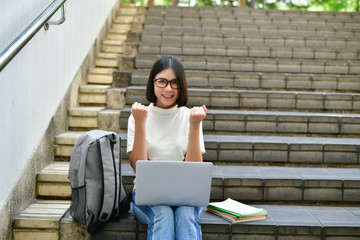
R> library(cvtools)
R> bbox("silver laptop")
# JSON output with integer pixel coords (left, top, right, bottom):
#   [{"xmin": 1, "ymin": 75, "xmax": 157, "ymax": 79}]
[{"xmin": 135, "ymin": 160, "xmax": 213, "ymax": 206}]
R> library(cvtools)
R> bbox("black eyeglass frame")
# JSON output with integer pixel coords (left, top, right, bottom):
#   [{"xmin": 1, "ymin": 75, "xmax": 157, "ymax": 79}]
[{"xmin": 153, "ymin": 78, "xmax": 179, "ymax": 89}]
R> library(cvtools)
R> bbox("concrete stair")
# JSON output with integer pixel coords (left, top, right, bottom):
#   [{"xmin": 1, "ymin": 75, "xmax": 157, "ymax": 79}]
[
  {"xmin": 78, "ymin": 84, "xmax": 110, "ymax": 105},
  {"xmin": 126, "ymin": 86, "xmax": 360, "ymax": 113},
  {"xmin": 35, "ymin": 160, "xmax": 360, "ymax": 203},
  {"xmin": 12, "ymin": 4, "xmax": 360, "ymax": 240},
  {"xmin": 11, "ymin": 4, "xmax": 145, "ymax": 240},
  {"xmin": 67, "ymin": 107, "xmax": 105, "ymax": 130},
  {"xmin": 120, "ymin": 107, "xmax": 360, "ymax": 137},
  {"xmin": 135, "ymin": 54, "xmax": 360, "ymax": 75},
  {"xmin": 132, "ymin": 69, "xmax": 360, "ymax": 92},
  {"xmin": 87, "ymin": 67, "xmax": 115, "ymax": 85},
  {"xmin": 12, "ymin": 200, "xmax": 70, "ymax": 240},
  {"xmin": 53, "ymin": 132, "xmax": 360, "ymax": 167}
]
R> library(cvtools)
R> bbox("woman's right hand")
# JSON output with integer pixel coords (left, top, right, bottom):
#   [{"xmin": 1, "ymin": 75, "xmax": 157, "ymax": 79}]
[{"xmin": 131, "ymin": 102, "xmax": 148, "ymax": 125}]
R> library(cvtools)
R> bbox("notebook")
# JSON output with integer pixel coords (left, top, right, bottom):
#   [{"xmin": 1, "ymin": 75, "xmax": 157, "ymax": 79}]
[{"xmin": 135, "ymin": 160, "xmax": 213, "ymax": 206}]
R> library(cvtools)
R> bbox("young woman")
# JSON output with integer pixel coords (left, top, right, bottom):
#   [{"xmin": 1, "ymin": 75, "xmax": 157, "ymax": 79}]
[{"xmin": 126, "ymin": 55, "xmax": 207, "ymax": 240}]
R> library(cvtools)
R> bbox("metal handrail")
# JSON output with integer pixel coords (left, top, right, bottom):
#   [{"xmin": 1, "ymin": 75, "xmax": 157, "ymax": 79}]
[{"xmin": 0, "ymin": 0, "xmax": 66, "ymax": 72}]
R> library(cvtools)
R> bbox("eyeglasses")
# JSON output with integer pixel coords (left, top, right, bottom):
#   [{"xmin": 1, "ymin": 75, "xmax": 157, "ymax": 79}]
[{"xmin": 154, "ymin": 78, "xmax": 179, "ymax": 89}]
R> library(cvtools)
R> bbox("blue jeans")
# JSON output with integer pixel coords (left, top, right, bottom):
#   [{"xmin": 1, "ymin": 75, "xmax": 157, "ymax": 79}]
[{"xmin": 132, "ymin": 191, "xmax": 202, "ymax": 240}]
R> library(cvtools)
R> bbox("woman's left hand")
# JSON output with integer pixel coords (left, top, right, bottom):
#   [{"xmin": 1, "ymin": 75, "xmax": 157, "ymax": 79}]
[{"xmin": 189, "ymin": 105, "xmax": 207, "ymax": 126}]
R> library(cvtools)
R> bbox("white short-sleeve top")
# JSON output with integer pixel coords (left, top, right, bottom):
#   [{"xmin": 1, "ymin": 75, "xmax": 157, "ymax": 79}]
[{"xmin": 126, "ymin": 103, "xmax": 206, "ymax": 161}]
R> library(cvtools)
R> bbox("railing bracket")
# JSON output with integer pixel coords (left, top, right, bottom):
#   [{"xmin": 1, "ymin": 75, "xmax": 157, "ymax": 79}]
[{"xmin": 44, "ymin": 4, "xmax": 66, "ymax": 31}]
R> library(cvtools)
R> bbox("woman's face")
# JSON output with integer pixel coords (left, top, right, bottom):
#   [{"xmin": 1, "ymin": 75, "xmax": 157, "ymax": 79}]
[{"xmin": 154, "ymin": 68, "xmax": 179, "ymax": 109}]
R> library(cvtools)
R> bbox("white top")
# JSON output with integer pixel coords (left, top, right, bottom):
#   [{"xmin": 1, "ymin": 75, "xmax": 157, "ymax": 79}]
[{"xmin": 127, "ymin": 103, "xmax": 206, "ymax": 161}]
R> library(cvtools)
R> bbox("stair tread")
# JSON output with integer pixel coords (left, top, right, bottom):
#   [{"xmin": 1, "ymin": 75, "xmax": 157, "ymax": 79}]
[
  {"xmin": 136, "ymin": 53, "xmax": 360, "ymax": 63},
  {"xmin": 139, "ymin": 35, "xmax": 360, "ymax": 48},
  {"xmin": 40, "ymin": 161, "xmax": 360, "ymax": 181},
  {"xmin": 58, "ymin": 204, "xmax": 360, "ymax": 237},
  {"xmin": 55, "ymin": 131, "xmax": 360, "ymax": 146},
  {"xmin": 79, "ymin": 84, "xmax": 110, "ymax": 93},
  {"xmin": 131, "ymin": 69, "xmax": 360, "ymax": 92},
  {"xmin": 135, "ymin": 57, "xmax": 359, "ymax": 76},
  {"xmin": 75, "ymin": 205, "xmax": 360, "ymax": 236},
  {"xmin": 119, "ymin": 107, "xmax": 360, "ymax": 137},
  {"xmin": 14, "ymin": 201, "xmax": 70, "ymax": 230},
  {"xmin": 54, "ymin": 131, "xmax": 85, "ymax": 145},
  {"xmin": 201, "ymin": 204, "xmax": 360, "ymax": 227},
  {"xmin": 127, "ymin": 85, "xmax": 360, "ymax": 96},
  {"xmin": 96, "ymin": 52, "xmax": 118, "ymax": 59},
  {"xmin": 133, "ymin": 69, "xmax": 360, "ymax": 78},
  {"xmin": 120, "ymin": 107, "xmax": 360, "ymax": 118},
  {"xmin": 107, "ymin": 28, "xmax": 129, "ymax": 34},
  {"xmin": 88, "ymin": 67, "xmax": 116, "ymax": 74},
  {"xmin": 202, "ymin": 134, "xmax": 360, "ymax": 144},
  {"xmin": 103, "ymin": 39, "xmax": 125, "ymax": 45},
  {"xmin": 37, "ymin": 161, "xmax": 360, "ymax": 202},
  {"xmin": 16, "ymin": 201, "xmax": 70, "ymax": 220},
  {"xmin": 148, "ymin": 5, "xmax": 358, "ymax": 18},
  {"xmin": 68, "ymin": 106, "xmax": 105, "ymax": 117},
  {"xmin": 144, "ymin": 17, "xmax": 360, "ymax": 31},
  {"xmin": 143, "ymin": 24, "xmax": 360, "ymax": 39}
]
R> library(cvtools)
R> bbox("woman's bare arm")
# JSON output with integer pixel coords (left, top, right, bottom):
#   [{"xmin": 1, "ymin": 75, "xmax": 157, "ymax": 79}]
[
  {"xmin": 129, "ymin": 102, "xmax": 148, "ymax": 172},
  {"xmin": 185, "ymin": 105, "xmax": 207, "ymax": 162}
]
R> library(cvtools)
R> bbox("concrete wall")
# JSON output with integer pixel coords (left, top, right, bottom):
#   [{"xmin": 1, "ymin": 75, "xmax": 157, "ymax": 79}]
[{"xmin": 0, "ymin": 0, "xmax": 119, "ymax": 238}]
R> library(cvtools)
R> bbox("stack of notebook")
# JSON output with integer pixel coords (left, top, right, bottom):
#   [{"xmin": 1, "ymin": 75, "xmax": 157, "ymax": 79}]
[{"xmin": 207, "ymin": 198, "xmax": 267, "ymax": 223}]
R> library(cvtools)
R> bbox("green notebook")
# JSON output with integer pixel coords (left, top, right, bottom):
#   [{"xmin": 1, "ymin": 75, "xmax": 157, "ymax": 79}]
[{"xmin": 208, "ymin": 198, "xmax": 267, "ymax": 218}]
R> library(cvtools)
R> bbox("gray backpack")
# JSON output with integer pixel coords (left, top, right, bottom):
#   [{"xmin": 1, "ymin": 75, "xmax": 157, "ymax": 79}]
[{"xmin": 68, "ymin": 130, "xmax": 131, "ymax": 234}]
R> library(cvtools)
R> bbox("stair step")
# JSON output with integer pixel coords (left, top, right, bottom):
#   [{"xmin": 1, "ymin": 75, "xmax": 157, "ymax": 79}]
[
  {"xmin": 114, "ymin": 15, "xmax": 134, "ymax": 24},
  {"xmin": 36, "ymin": 162, "xmax": 71, "ymax": 198},
  {"xmin": 203, "ymin": 134, "xmax": 360, "ymax": 166},
  {"xmin": 54, "ymin": 131, "xmax": 84, "ymax": 145},
  {"xmin": 54, "ymin": 131, "xmax": 85, "ymax": 158},
  {"xmin": 96, "ymin": 52, "xmax": 118, "ymax": 59},
  {"xmin": 107, "ymin": 28, "xmax": 130, "ymax": 35},
  {"xmin": 78, "ymin": 85, "xmax": 110, "ymax": 105},
  {"xmin": 106, "ymin": 33, "xmax": 127, "ymax": 41},
  {"xmin": 125, "ymin": 86, "xmax": 360, "ymax": 113},
  {"xmin": 36, "ymin": 162, "xmax": 360, "ymax": 203},
  {"xmin": 144, "ymin": 18, "xmax": 360, "ymax": 36},
  {"xmin": 13, "ymin": 200, "xmax": 70, "ymax": 240},
  {"xmin": 54, "ymin": 132, "xmax": 360, "ymax": 167},
  {"xmin": 87, "ymin": 67, "xmax": 115, "ymax": 85},
  {"xmin": 67, "ymin": 106, "xmax": 105, "ymax": 129},
  {"xmin": 68, "ymin": 106, "xmax": 105, "ymax": 117},
  {"xmin": 112, "ymin": 22, "xmax": 131, "ymax": 31},
  {"xmin": 119, "ymin": 108, "xmax": 360, "ymax": 137},
  {"xmin": 101, "ymin": 40, "xmax": 125, "ymax": 53},
  {"xmin": 103, "ymin": 39, "xmax": 125, "ymax": 46},
  {"xmin": 144, "ymin": 21, "xmax": 360, "ymax": 40},
  {"xmin": 146, "ymin": 8, "xmax": 359, "ymax": 23},
  {"xmin": 62, "ymin": 205, "xmax": 360, "ymax": 240},
  {"xmin": 147, "ymin": 5, "xmax": 359, "ymax": 20},
  {"xmin": 139, "ymin": 43, "xmax": 360, "ymax": 60},
  {"xmin": 135, "ymin": 54, "xmax": 360, "ymax": 75},
  {"xmin": 118, "ymin": 6, "xmax": 143, "ymax": 15},
  {"xmin": 144, "ymin": 42, "xmax": 359, "ymax": 61},
  {"xmin": 68, "ymin": 109, "xmax": 121, "ymax": 134},
  {"xmin": 144, "ymin": 10, "xmax": 360, "ymax": 37},
  {"xmin": 88, "ymin": 67, "xmax": 116, "ymax": 75},
  {"xmin": 140, "ymin": 32, "xmax": 360, "ymax": 50},
  {"xmin": 95, "ymin": 52, "xmax": 118, "ymax": 68},
  {"xmin": 132, "ymin": 69, "xmax": 360, "ymax": 92},
  {"xmin": 36, "ymin": 162, "xmax": 128, "ymax": 199}
]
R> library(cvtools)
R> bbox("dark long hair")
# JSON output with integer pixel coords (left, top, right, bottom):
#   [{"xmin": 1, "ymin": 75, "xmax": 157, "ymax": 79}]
[{"xmin": 146, "ymin": 55, "xmax": 188, "ymax": 107}]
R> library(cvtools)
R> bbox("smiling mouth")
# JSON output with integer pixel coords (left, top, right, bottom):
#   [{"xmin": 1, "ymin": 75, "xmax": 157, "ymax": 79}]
[{"xmin": 162, "ymin": 94, "xmax": 174, "ymax": 99}]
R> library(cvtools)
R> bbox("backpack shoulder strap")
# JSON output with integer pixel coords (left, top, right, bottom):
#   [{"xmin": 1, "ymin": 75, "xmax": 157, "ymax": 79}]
[{"xmin": 96, "ymin": 134, "xmax": 117, "ymax": 226}]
